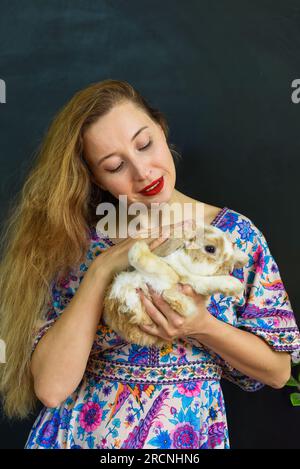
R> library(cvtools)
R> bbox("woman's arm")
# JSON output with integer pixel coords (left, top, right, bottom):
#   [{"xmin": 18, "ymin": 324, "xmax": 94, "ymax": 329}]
[
  {"xmin": 30, "ymin": 263, "xmax": 112, "ymax": 408},
  {"xmin": 139, "ymin": 285, "xmax": 292, "ymax": 389},
  {"xmin": 193, "ymin": 312, "xmax": 292, "ymax": 389},
  {"xmin": 30, "ymin": 226, "xmax": 171, "ymax": 408}
]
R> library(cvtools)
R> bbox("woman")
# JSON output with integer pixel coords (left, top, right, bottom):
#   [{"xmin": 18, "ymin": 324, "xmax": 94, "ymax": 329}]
[{"xmin": 0, "ymin": 79, "xmax": 299, "ymax": 449}]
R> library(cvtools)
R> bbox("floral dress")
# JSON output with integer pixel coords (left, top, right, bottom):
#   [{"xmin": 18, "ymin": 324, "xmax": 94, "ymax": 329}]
[{"xmin": 24, "ymin": 206, "xmax": 300, "ymax": 449}]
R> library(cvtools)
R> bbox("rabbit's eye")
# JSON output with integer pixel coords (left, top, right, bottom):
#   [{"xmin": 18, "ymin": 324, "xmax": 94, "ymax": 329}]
[{"xmin": 205, "ymin": 245, "xmax": 216, "ymax": 254}]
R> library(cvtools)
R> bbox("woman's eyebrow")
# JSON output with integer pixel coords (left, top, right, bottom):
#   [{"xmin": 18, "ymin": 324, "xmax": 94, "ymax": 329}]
[{"xmin": 96, "ymin": 126, "xmax": 149, "ymax": 166}]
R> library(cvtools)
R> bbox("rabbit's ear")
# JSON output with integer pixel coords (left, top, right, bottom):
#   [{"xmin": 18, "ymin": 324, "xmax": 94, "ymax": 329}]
[
  {"xmin": 152, "ymin": 238, "xmax": 185, "ymax": 257},
  {"xmin": 233, "ymin": 247, "xmax": 249, "ymax": 268}
]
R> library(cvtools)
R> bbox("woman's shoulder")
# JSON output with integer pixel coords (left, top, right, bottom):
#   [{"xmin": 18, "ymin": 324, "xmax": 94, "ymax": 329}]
[
  {"xmin": 203, "ymin": 203, "xmax": 224, "ymax": 225},
  {"xmin": 188, "ymin": 200, "xmax": 253, "ymax": 229},
  {"xmin": 211, "ymin": 205, "xmax": 264, "ymax": 251},
  {"xmin": 201, "ymin": 202, "xmax": 257, "ymax": 232},
  {"xmin": 88, "ymin": 204, "xmax": 262, "ymax": 249}
]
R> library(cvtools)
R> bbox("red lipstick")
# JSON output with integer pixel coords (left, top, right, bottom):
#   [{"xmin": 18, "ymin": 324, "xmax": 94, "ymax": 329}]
[{"xmin": 139, "ymin": 176, "xmax": 164, "ymax": 196}]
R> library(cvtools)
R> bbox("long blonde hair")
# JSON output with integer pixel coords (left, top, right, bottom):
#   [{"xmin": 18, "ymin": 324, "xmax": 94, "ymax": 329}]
[{"xmin": 0, "ymin": 79, "xmax": 181, "ymax": 419}]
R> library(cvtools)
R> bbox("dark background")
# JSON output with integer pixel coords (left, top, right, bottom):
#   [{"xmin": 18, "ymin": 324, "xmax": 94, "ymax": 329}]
[{"xmin": 0, "ymin": 0, "xmax": 299, "ymax": 449}]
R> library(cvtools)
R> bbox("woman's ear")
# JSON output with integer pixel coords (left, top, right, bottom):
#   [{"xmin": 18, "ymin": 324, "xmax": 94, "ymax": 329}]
[{"xmin": 152, "ymin": 238, "xmax": 185, "ymax": 257}]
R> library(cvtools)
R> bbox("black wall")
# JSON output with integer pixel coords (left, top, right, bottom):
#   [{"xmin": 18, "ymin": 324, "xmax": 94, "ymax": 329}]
[{"xmin": 0, "ymin": 0, "xmax": 299, "ymax": 449}]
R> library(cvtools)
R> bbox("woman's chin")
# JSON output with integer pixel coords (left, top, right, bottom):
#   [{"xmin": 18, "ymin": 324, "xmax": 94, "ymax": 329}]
[{"xmin": 139, "ymin": 191, "xmax": 172, "ymax": 207}]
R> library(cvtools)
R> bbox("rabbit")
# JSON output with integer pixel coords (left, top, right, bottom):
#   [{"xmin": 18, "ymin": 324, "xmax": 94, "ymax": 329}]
[{"xmin": 102, "ymin": 223, "xmax": 249, "ymax": 347}]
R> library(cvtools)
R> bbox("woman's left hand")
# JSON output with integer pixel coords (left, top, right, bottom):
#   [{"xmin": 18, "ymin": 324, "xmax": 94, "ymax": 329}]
[{"xmin": 137, "ymin": 283, "xmax": 210, "ymax": 342}]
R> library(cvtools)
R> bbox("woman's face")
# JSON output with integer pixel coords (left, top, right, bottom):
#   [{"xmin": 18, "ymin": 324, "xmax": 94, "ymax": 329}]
[{"xmin": 83, "ymin": 101, "xmax": 176, "ymax": 207}]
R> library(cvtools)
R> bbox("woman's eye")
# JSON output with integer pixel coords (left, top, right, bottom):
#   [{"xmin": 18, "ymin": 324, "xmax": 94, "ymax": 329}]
[
  {"xmin": 107, "ymin": 141, "xmax": 152, "ymax": 173},
  {"xmin": 108, "ymin": 162, "xmax": 124, "ymax": 173},
  {"xmin": 139, "ymin": 140, "xmax": 152, "ymax": 151}
]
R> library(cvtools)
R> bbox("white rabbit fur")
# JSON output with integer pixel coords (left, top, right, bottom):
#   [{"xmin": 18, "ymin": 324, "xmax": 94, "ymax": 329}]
[{"xmin": 102, "ymin": 224, "xmax": 249, "ymax": 347}]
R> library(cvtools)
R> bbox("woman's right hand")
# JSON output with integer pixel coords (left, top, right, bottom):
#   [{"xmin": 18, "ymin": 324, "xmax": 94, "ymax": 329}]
[{"xmin": 90, "ymin": 219, "xmax": 195, "ymax": 280}]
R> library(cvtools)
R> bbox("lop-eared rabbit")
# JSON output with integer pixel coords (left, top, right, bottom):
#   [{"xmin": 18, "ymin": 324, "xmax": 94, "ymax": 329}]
[{"xmin": 103, "ymin": 223, "xmax": 248, "ymax": 347}]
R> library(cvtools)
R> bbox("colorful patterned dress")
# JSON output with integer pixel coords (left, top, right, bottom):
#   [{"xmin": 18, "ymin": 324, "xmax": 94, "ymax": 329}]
[{"xmin": 24, "ymin": 206, "xmax": 300, "ymax": 449}]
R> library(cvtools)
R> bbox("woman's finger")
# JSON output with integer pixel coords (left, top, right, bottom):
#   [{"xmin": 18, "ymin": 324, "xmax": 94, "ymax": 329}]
[
  {"xmin": 148, "ymin": 234, "xmax": 169, "ymax": 251},
  {"xmin": 138, "ymin": 290, "xmax": 168, "ymax": 328},
  {"xmin": 146, "ymin": 285, "xmax": 186, "ymax": 327},
  {"xmin": 139, "ymin": 322, "xmax": 158, "ymax": 336},
  {"xmin": 135, "ymin": 218, "xmax": 196, "ymax": 241},
  {"xmin": 178, "ymin": 283, "xmax": 195, "ymax": 296}
]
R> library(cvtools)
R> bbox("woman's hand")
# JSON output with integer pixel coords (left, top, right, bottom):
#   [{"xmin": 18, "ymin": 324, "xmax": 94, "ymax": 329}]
[
  {"xmin": 137, "ymin": 283, "xmax": 211, "ymax": 342},
  {"xmin": 90, "ymin": 219, "xmax": 195, "ymax": 281}
]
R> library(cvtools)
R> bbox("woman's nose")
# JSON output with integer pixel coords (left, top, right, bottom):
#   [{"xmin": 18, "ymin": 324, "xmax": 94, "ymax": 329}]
[{"xmin": 132, "ymin": 161, "xmax": 152, "ymax": 181}]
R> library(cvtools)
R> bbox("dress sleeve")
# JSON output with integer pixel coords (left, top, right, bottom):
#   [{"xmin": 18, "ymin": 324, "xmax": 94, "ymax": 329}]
[
  {"xmin": 218, "ymin": 224, "xmax": 300, "ymax": 391},
  {"xmin": 31, "ymin": 272, "xmax": 77, "ymax": 357}
]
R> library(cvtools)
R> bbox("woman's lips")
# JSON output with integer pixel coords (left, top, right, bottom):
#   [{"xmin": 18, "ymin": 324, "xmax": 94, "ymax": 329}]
[{"xmin": 139, "ymin": 176, "xmax": 164, "ymax": 196}]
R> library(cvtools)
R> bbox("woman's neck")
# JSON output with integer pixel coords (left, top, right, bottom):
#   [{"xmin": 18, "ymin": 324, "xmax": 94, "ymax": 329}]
[{"xmin": 131, "ymin": 189, "xmax": 205, "ymax": 231}]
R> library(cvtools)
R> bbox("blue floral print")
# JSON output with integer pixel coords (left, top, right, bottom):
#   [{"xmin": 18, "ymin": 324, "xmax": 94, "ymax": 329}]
[{"xmin": 24, "ymin": 207, "xmax": 300, "ymax": 449}]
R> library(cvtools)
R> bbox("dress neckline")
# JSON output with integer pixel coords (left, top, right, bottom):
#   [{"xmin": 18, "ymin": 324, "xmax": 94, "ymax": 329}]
[
  {"xmin": 210, "ymin": 206, "xmax": 229, "ymax": 227},
  {"xmin": 94, "ymin": 206, "xmax": 229, "ymax": 246}
]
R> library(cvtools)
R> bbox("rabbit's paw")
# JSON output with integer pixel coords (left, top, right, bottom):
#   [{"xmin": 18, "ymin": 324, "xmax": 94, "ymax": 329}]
[
  {"xmin": 128, "ymin": 240, "xmax": 150, "ymax": 268},
  {"xmin": 162, "ymin": 288, "xmax": 198, "ymax": 317},
  {"xmin": 221, "ymin": 276, "xmax": 244, "ymax": 296},
  {"xmin": 118, "ymin": 294, "xmax": 145, "ymax": 324}
]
